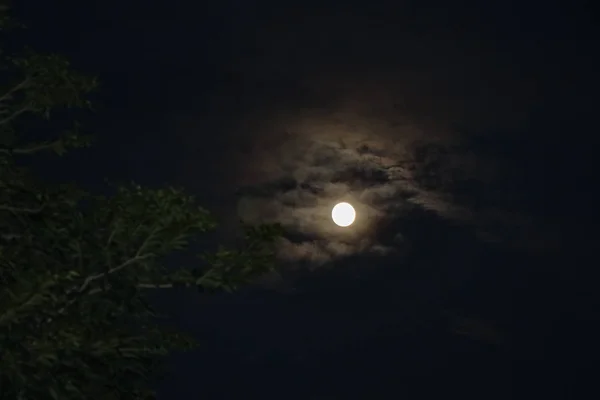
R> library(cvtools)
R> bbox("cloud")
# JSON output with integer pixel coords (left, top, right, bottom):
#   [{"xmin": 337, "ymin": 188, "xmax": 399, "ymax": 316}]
[
  {"xmin": 232, "ymin": 106, "xmax": 558, "ymax": 265},
  {"xmin": 206, "ymin": 38, "xmax": 550, "ymax": 265},
  {"xmin": 234, "ymin": 116, "xmax": 456, "ymax": 264}
]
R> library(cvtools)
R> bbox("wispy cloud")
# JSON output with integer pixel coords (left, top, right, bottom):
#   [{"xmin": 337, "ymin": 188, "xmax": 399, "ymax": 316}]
[
  {"xmin": 231, "ymin": 97, "xmax": 554, "ymax": 265},
  {"xmin": 234, "ymin": 116, "xmax": 457, "ymax": 263}
]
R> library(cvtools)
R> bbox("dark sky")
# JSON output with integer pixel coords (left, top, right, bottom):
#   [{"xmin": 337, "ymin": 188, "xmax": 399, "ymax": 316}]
[{"xmin": 13, "ymin": 1, "xmax": 596, "ymax": 399}]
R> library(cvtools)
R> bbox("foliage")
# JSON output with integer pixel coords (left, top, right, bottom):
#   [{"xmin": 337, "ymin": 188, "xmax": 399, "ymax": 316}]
[{"xmin": 0, "ymin": 8, "xmax": 282, "ymax": 399}]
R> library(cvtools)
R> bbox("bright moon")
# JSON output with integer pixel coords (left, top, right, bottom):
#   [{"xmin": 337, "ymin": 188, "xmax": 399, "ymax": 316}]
[{"xmin": 332, "ymin": 202, "xmax": 356, "ymax": 227}]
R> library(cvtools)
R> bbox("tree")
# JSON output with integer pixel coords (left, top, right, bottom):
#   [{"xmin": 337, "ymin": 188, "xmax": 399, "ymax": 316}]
[{"xmin": 0, "ymin": 8, "xmax": 282, "ymax": 399}]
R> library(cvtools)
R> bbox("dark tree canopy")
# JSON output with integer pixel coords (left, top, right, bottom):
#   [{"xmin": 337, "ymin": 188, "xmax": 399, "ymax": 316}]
[{"xmin": 0, "ymin": 8, "xmax": 281, "ymax": 399}]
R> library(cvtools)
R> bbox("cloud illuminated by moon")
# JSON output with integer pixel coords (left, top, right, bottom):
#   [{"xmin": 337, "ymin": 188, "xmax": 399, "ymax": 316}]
[
  {"xmin": 332, "ymin": 202, "xmax": 356, "ymax": 227},
  {"xmin": 232, "ymin": 102, "xmax": 551, "ymax": 265}
]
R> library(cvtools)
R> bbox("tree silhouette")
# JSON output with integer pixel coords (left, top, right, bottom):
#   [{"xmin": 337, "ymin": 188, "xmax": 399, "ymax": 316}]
[{"xmin": 0, "ymin": 7, "xmax": 281, "ymax": 399}]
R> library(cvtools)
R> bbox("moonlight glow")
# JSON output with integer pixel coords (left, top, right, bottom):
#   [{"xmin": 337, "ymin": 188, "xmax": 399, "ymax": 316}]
[{"xmin": 331, "ymin": 202, "xmax": 356, "ymax": 227}]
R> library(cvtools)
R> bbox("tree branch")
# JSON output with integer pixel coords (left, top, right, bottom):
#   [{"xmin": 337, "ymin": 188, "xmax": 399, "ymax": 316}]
[
  {"xmin": 0, "ymin": 204, "xmax": 45, "ymax": 214},
  {"xmin": 0, "ymin": 79, "xmax": 30, "ymax": 104},
  {"xmin": 137, "ymin": 283, "xmax": 176, "ymax": 289},
  {"xmin": 0, "ymin": 104, "xmax": 32, "ymax": 126},
  {"xmin": 0, "ymin": 140, "xmax": 60, "ymax": 155},
  {"xmin": 137, "ymin": 280, "xmax": 207, "ymax": 289},
  {"xmin": 88, "ymin": 281, "xmax": 194, "ymax": 294},
  {"xmin": 136, "ymin": 226, "xmax": 160, "ymax": 257},
  {"xmin": 62, "ymin": 227, "xmax": 160, "ymax": 303},
  {"xmin": 105, "ymin": 226, "xmax": 119, "ymax": 269},
  {"xmin": 77, "ymin": 254, "xmax": 153, "ymax": 294}
]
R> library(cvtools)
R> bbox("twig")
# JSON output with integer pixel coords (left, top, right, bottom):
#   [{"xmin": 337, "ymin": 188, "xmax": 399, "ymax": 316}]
[
  {"xmin": 0, "ymin": 204, "xmax": 45, "ymax": 214},
  {"xmin": 57, "ymin": 253, "xmax": 154, "ymax": 314},
  {"xmin": 0, "ymin": 140, "xmax": 59, "ymax": 155},
  {"xmin": 137, "ymin": 283, "xmax": 176, "ymax": 289},
  {"xmin": 76, "ymin": 254, "xmax": 153, "ymax": 294},
  {"xmin": 0, "ymin": 105, "xmax": 32, "ymax": 126},
  {"xmin": 0, "ymin": 79, "xmax": 30, "ymax": 104}
]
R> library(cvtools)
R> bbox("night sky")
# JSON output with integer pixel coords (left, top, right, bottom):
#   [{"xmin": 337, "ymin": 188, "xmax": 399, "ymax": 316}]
[{"xmin": 13, "ymin": 1, "xmax": 596, "ymax": 399}]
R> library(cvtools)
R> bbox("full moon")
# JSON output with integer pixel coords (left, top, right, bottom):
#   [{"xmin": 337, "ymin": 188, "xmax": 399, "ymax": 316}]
[{"xmin": 331, "ymin": 202, "xmax": 356, "ymax": 227}]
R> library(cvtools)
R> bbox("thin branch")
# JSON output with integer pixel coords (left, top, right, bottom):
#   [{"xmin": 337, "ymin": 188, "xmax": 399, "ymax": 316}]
[
  {"xmin": 63, "ymin": 226, "xmax": 159, "ymax": 302},
  {"xmin": 106, "ymin": 227, "xmax": 119, "ymax": 247},
  {"xmin": 137, "ymin": 283, "xmax": 176, "ymax": 289},
  {"xmin": 105, "ymin": 226, "xmax": 119, "ymax": 269},
  {"xmin": 0, "ymin": 79, "xmax": 30, "ymax": 104},
  {"xmin": 0, "ymin": 105, "xmax": 33, "ymax": 126},
  {"xmin": 87, "ymin": 287, "xmax": 108, "ymax": 296},
  {"xmin": 77, "ymin": 254, "xmax": 153, "ymax": 294},
  {"xmin": 1, "ymin": 233, "xmax": 21, "ymax": 240},
  {"xmin": 136, "ymin": 226, "xmax": 160, "ymax": 257},
  {"xmin": 0, "ymin": 204, "xmax": 45, "ymax": 214},
  {"xmin": 87, "ymin": 281, "xmax": 192, "ymax": 293},
  {"xmin": 75, "ymin": 241, "xmax": 83, "ymax": 271},
  {"xmin": 137, "ymin": 281, "xmax": 203, "ymax": 290},
  {"xmin": 57, "ymin": 253, "xmax": 154, "ymax": 314},
  {"xmin": 0, "ymin": 140, "xmax": 60, "ymax": 155}
]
